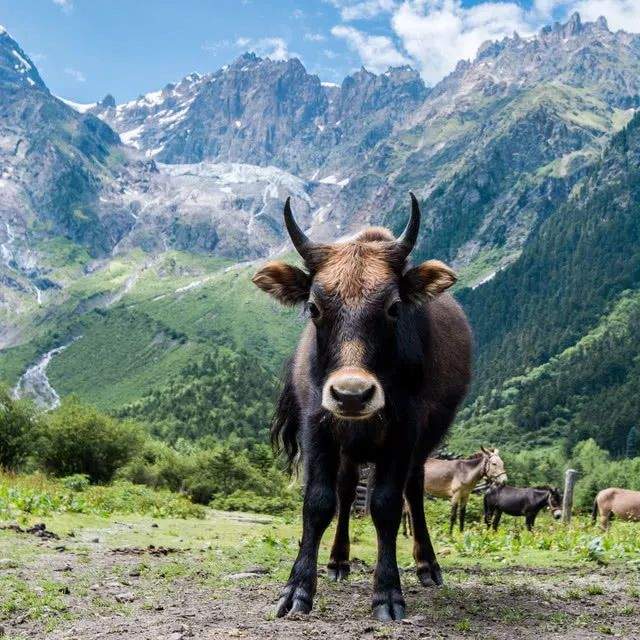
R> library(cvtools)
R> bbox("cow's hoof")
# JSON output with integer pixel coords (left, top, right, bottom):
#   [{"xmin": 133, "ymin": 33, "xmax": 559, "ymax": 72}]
[
  {"xmin": 372, "ymin": 590, "xmax": 405, "ymax": 622},
  {"xmin": 327, "ymin": 561, "xmax": 350, "ymax": 582},
  {"xmin": 275, "ymin": 585, "xmax": 312, "ymax": 618},
  {"xmin": 417, "ymin": 562, "xmax": 443, "ymax": 587}
]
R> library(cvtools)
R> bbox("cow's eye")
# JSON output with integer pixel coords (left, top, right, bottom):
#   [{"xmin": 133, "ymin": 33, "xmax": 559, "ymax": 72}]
[
  {"xmin": 307, "ymin": 301, "xmax": 321, "ymax": 320},
  {"xmin": 386, "ymin": 300, "xmax": 401, "ymax": 320}
]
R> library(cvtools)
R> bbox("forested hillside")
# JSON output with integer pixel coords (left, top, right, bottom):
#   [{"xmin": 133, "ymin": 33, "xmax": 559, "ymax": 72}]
[{"xmin": 455, "ymin": 112, "xmax": 640, "ymax": 456}]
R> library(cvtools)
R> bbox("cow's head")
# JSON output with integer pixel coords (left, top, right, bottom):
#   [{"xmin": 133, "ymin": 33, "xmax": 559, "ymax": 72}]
[{"xmin": 252, "ymin": 194, "xmax": 456, "ymax": 420}]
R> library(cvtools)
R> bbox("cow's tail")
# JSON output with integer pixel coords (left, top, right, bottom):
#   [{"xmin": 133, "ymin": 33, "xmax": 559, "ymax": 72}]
[
  {"xmin": 591, "ymin": 497, "xmax": 599, "ymax": 525},
  {"xmin": 270, "ymin": 360, "xmax": 300, "ymax": 475}
]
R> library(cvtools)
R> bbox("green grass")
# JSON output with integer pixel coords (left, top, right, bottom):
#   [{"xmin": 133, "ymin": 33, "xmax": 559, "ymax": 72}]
[
  {"xmin": 3, "ymin": 473, "xmax": 639, "ymax": 571},
  {"xmin": 0, "ymin": 472, "xmax": 204, "ymax": 521}
]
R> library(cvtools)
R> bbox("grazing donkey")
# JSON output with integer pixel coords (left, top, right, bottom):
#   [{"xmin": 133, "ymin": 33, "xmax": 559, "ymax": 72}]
[
  {"xmin": 484, "ymin": 485, "xmax": 562, "ymax": 531},
  {"xmin": 592, "ymin": 487, "xmax": 640, "ymax": 530},
  {"xmin": 252, "ymin": 195, "xmax": 471, "ymax": 621},
  {"xmin": 403, "ymin": 447, "xmax": 507, "ymax": 536}
]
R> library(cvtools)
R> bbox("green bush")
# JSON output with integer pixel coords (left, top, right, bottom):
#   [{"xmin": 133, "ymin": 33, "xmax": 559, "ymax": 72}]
[
  {"xmin": 0, "ymin": 386, "xmax": 41, "ymax": 470},
  {"xmin": 38, "ymin": 397, "xmax": 145, "ymax": 482},
  {"xmin": 61, "ymin": 473, "xmax": 90, "ymax": 492},
  {"xmin": 0, "ymin": 472, "xmax": 204, "ymax": 520},
  {"xmin": 118, "ymin": 439, "xmax": 299, "ymax": 513},
  {"xmin": 211, "ymin": 488, "xmax": 299, "ymax": 514}
]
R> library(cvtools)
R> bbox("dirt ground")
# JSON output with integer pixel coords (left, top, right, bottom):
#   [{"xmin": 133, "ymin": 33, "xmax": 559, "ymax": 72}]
[{"xmin": 1, "ymin": 521, "xmax": 639, "ymax": 640}]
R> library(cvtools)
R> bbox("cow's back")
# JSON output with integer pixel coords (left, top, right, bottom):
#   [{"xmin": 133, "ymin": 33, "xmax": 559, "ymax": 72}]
[
  {"xmin": 598, "ymin": 487, "xmax": 640, "ymax": 520},
  {"xmin": 423, "ymin": 293, "xmax": 472, "ymax": 406}
]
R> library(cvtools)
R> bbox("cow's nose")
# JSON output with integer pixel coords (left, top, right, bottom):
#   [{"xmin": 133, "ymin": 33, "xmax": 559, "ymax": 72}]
[
  {"xmin": 322, "ymin": 367, "xmax": 385, "ymax": 418},
  {"xmin": 330, "ymin": 383, "xmax": 375, "ymax": 413}
]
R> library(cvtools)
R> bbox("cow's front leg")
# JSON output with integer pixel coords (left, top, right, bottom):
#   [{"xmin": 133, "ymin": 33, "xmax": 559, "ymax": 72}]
[
  {"xmin": 370, "ymin": 460, "xmax": 408, "ymax": 622},
  {"xmin": 276, "ymin": 440, "xmax": 338, "ymax": 617}
]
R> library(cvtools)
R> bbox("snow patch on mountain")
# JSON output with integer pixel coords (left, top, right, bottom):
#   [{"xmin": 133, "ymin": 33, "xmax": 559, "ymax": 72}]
[{"xmin": 58, "ymin": 97, "xmax": 97, "ymax": 113}]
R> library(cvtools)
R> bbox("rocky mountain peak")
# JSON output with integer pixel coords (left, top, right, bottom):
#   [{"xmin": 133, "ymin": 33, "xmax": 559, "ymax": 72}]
[{"xmin": 0, "ymin": 27, "xmax": 46, "ymax": 90}]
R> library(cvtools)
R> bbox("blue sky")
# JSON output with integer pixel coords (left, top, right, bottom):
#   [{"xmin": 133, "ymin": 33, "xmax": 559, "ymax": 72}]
[{"xmin": 0, "ymin": 0, "xmax": 632, "ymax": 103}]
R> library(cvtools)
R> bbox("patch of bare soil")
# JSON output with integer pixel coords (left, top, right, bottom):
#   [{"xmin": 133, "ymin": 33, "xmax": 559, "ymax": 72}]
[{"xmin": 3, "ymin": 533, "xmax": 639, "ymax": 640}]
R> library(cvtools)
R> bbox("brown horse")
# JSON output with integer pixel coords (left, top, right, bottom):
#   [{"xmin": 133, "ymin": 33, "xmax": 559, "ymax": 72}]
[
  {"xmin": 592, "ymin": 487, "xmax": 640, "ymax": 530},
  {"xmin": 403, "ymin": 448, "xmax": 507, "ymax": 536}
]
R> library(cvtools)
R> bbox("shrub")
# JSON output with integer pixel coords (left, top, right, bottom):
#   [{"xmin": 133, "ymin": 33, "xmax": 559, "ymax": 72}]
[
  {"xmin": 0, "ymin": 472, "xmax": 204, "ymax": 520},
  {"xmin": 211, "ymin": 488, "xmax": 300, "ymax": 514},
  {"xmin": 38, "ymin": 397, "xmax": 145, "ymax": 482},
  {"xmin": 0, "ymin": 386, "xmax": 41, "ymax": 470},
  {"xmin": 61, "ymin": 473, "xmax": 91, "ymax": 492}
]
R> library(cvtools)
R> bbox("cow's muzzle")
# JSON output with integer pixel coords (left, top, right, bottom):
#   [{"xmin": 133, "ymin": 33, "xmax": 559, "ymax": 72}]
[{"xmin": 322, "ymin": 367, "xmax": 384, "ymax": 419}]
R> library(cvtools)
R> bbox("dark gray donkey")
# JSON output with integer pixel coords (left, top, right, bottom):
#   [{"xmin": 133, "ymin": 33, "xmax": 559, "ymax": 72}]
[{"xmin": 484, "ymin": 484, "xmax": 563, "ymax": 531}]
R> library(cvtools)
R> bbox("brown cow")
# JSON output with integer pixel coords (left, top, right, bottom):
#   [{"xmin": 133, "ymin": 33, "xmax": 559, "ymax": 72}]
[
  {"xmin": 252, "ymin": 195, "xmax": 472, "ymax": 621},
  {"xmin": 592, "ymin": 487, "xmax": 640, "ymax": 530}
]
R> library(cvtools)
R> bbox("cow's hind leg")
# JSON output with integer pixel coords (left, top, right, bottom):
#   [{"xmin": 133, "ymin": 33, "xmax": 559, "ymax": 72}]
[
  {"xmin": 405, "ymin": 464, "xmax": 443, "ymax": 587},
  {"xmin": 600, "ymin": 510, "xmax": 612, "ymax": 531},
  {"xmin": 276, "ymin": 436, "xmax": 338, "ymax": 618},
  {"xmin": 491, "ymin": 509, "xmax": 502, "ymax": 531},
  {"xmin": 327, "ymin": 457, "xmax": 359, "ymax": 581}
]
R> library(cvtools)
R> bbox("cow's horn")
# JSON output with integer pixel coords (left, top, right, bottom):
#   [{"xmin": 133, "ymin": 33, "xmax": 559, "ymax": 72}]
[
  {"xmin": 284, "ymin": 197, "xmax": 313, "ymax": 260},
  {"xmin": 396, "ymin": 192, "xmax": 421, "ymax": 259}
]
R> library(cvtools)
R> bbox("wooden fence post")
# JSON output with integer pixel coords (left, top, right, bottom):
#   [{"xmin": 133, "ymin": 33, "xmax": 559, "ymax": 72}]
[{"xmin": 562, "ymin": 468, "xmax": 578, "ymax": 524}]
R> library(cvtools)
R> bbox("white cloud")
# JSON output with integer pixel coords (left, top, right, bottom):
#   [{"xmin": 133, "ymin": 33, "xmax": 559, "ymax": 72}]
[
  {"xmin": 327, "ymin": 0, "xmax": 398, "ymax": 21},
  {"xmin": 53, "ymin": 0, "xmax": 73, "ymax": 12},
  {"xmin": 64, "ymin": 67, "xmax": 86, "ymax": 82},
  {"xmin": 391, "ymin": 1, "xmax": 531, "ymax": 84},
  {"xmin": 304, "ymin": 32, "xmax": 327, "ymax": 42},
  {"xmin": 235, "ymin": 37, "xmax": 292, "ymax": 61},
  {"xmin": 328, "ymin": 0, "xmax": 631, "ymax": 86},
  {"xmin": 331, "ymin": 25, "xmax": 410, "ymax": 72},
  {"xmin": 569, "ymin": 0, "xmax": 640, "ymax": 31}
]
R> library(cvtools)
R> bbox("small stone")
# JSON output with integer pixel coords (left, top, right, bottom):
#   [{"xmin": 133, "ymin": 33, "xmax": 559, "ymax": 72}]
[
  {"xmin": 115, "ymin": 591, "xmax": 136, "ymax": 603},
  {"xmin": 226, "ymin": 572, "xmax": 263, "ymax": 580},
  {"xmin": 243, "ymin": 565, "xmax": 269, "ymax": 575},
  {"xmin": 91, "ymin": 538, "xmax": 99, "ymax": 543},
  {"xmin": 151, "ymin": 523, "xmax": 159, "ymax": 528}
]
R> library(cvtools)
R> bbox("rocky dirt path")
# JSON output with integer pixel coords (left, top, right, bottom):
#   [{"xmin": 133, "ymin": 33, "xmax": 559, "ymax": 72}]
[{"xmin": 1, "ymin": 521, "xmax": 639, "ymax": 640}]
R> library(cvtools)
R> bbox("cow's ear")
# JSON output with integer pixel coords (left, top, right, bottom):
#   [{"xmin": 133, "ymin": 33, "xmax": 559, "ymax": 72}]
[
  {"xmin": 402, "ymin": 260, "xmax": 457, "ymax": 303},
  {"xmin": 252, "ymin": 261, "xmax": 310, "ymax": 306}
]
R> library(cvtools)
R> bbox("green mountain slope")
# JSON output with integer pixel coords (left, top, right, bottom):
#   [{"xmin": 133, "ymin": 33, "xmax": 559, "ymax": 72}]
[
  {"xmin": 0, "ymin": 251, "xmax": 302, "ymax": 418},
  {"xmin": 456, "ymin": 112, "xmax": 640, "ymax": 455},
  {"xmin": 452, "ymin": 290, "xmax": 640, "ymax": 456}
]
